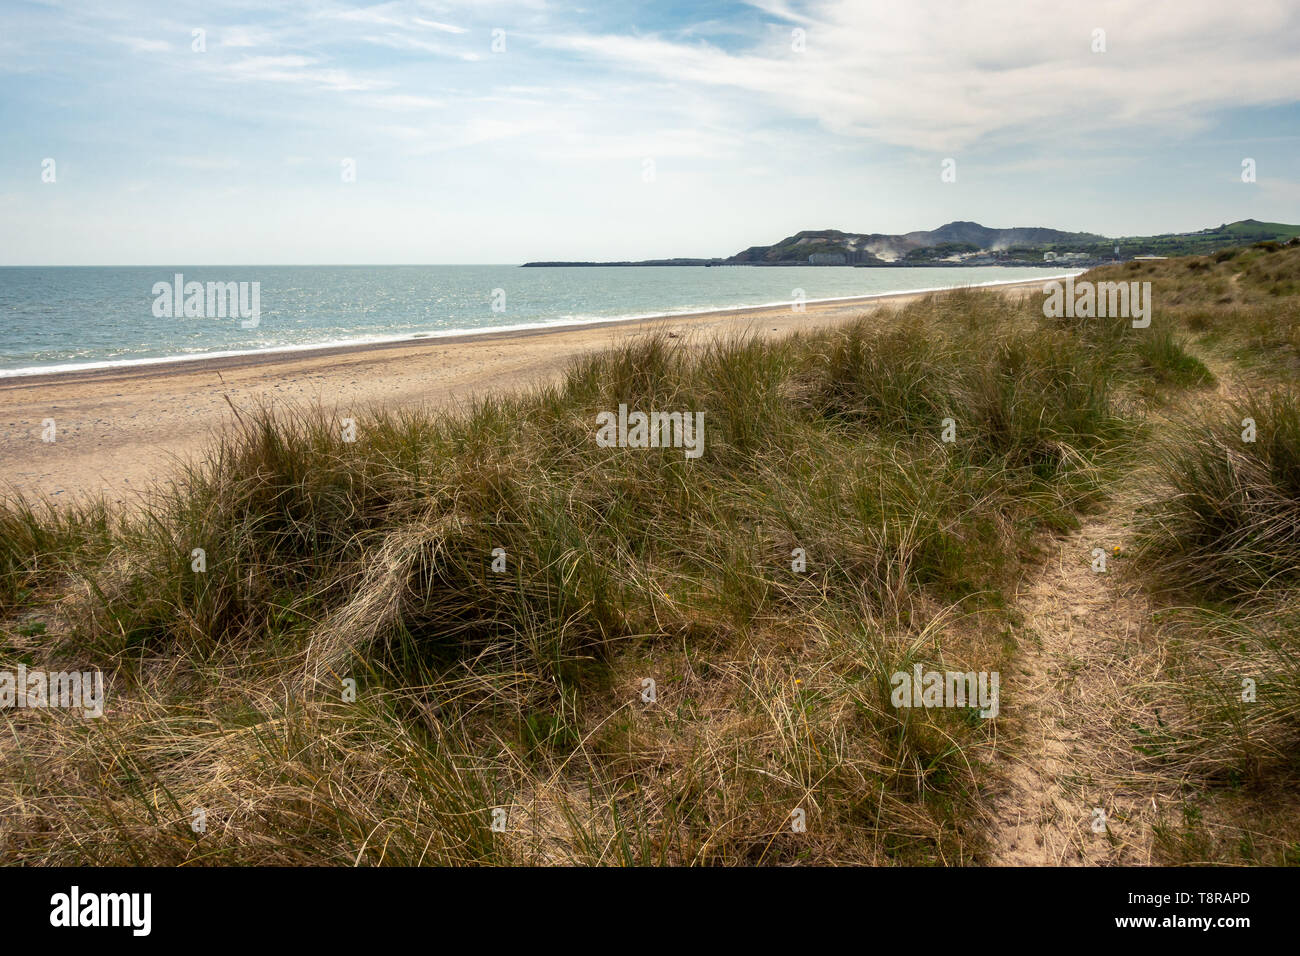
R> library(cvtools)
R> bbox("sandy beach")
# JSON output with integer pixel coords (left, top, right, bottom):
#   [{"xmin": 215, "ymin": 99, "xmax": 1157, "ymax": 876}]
[{"xmin": 0, "ymin": 280, "xmax": 1043, "ymax": 503}]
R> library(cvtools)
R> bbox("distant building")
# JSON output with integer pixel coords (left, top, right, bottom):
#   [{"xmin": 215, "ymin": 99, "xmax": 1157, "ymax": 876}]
[
  {"xmin": 1043, "ymin": 251, "xmax": 1057, "ymax": 261},
  {"xmin": 808, "ymin": 252, "xmax": 847, "ymax": 265}
]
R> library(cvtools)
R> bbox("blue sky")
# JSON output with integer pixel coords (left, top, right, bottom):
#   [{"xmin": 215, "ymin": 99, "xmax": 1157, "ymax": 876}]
[{"xmin": 2, "ymin": 0, "xmax": 1299, "ymax": 264}]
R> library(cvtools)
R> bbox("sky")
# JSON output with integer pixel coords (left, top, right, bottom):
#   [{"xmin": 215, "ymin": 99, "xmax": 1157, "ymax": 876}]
[{"xmin": 2, "ymin": 0, "xmax": 1299, "ymax": 265}]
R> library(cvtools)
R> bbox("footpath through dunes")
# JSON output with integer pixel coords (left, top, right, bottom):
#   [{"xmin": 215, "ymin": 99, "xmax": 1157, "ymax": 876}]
[
  {"xmin": 0, "ymin": 278, "xmax": 1164, "ymax": 865},
  {"xmin": 984, "ymin": 502, "xmax": 1170, "ymax": 865},
  {"xmin": 5, "ymin": 247, "xmax": 1299, "ymax": 865},
  {"xmin": 982, "ymin": 239, "xmax": 1300, "ymax": 864},
  {"xmin": 983, "ymin": 318, "xmax": 1231, "ymax": 866}
]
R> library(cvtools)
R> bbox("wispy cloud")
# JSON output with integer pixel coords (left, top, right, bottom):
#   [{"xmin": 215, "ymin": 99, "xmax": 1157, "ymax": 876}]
[
  {"xmin": 1, "ymin": 0, "xmax": 1296, "ymax": 264},
  {"xmin": 545, "ymin": 0, "xmax": 1300, "ymax": 152},
  {"xmin": 413, "ymin": 17, "xmax": 467, "ymax": 35},
  {"xmin": 329, "ymin": 1, "xmax": 467, "ymax": 36},
  {"xmin": 220, "ymin": 54, "xmax": 392, "ymax": 92},
  {"xmin": 111, "ymin": 35, "xmax": 172, "ymax": 54},
  {"xmin": 220, "ymin": 26, "xmax": 272, "ymax": 48},
  {"xmin": 361, "ymin": 32, "xmax": 478, "ymax": 60},
  {"xmin": 368, "ymin": 93, "xmax": 446, "ymax": 111}
]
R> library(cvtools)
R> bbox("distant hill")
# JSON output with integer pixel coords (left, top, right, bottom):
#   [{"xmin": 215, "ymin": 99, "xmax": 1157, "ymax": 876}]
[
  {"xmin": 721, "ymin": 219, "xmax": 1300, "ymax": 266},
  {"xmin": 725, "ymin": 221, "xmax": 1105, "ymax": 265},
  {"xmin": 522, "ymin": 219, "xmax": 1300, "ymax": 267}
]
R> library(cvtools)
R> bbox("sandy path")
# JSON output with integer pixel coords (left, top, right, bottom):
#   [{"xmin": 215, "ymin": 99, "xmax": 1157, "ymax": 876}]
[
  {"xmin": 0, "ymin": 281, "xmax": 1044, "ymax": 504},
  {"xmin": 986, "ymin": 507, "xmax": 1171, "ymax": 864},
  {"xmin": 985, "ymin": 337, "xmax": 1240, "ymax": 865}
]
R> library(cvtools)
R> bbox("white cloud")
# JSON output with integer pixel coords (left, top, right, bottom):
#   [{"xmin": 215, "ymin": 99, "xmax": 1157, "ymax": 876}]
[
  {"xmin": 220, "ymin": 27, "xmax": 272, "ymax": 48},
  {"xmin": 369, "ymin": 93, "xmax": 446, "ymax": 111},
  {"xmin": 330, "ymin": 2, "xmax": 466, "ymax": 35},
  {"xmin": 361, "ymin": 32, "xmax": 476, "ymax": 59},
  {"xmin": 167, "ymin": 156, "xmax": 242, "ymax": 170},
  {"xmin": 221, "ymin": 54, "xmax": 392, "ymax": 92},
  {"xmin": 112, "ymin": 35, "xmax": 172, "ymax": 54},
  {"xmin": 331, "ymin": 3, "xmax": 409, "ymax": 28},
  {"xmin": 544, "ymin": 0, "xmax": 1300, "ymax": 152},
  {"xmin": 743, "ymin": 0, "xmax": 812, "ymax": 25},
  {"xmin": 413, "ymin": 17, "xmax": 467, "ymax": 34}
]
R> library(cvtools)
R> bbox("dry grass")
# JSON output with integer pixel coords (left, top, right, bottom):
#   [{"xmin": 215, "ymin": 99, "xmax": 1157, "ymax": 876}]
[{"xmin": 1, "ymin": 252, "xmax": 1296, "ymax": 866}]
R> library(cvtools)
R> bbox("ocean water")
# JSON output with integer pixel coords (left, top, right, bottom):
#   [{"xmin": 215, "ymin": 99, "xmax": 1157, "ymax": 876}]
[{"xmin": 0, "ymin": 264, "xmax": 1058, "ymax": 376}]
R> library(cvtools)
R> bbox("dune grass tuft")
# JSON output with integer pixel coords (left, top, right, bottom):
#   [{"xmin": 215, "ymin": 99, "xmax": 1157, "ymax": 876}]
[{"xmin": 0, "ymin": 275, "xmax": 1255, "ymax": 865}]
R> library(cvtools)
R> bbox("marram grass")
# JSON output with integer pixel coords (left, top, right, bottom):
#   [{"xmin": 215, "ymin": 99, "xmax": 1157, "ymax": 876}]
[{"xmin": 2, "ymin": 259, "xmax": 1298, "ymax": 865}]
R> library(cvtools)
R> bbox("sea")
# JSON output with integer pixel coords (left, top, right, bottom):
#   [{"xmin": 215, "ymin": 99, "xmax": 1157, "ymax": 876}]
[{"xmin": 0, "ymin": 265, "xmax": 1059, "ymax": 377}]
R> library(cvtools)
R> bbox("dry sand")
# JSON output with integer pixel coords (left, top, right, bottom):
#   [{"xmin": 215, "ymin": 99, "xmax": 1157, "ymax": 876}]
[{"xmin": 0, "ymin": 281, "xmax": 1044, "ymax": 503}]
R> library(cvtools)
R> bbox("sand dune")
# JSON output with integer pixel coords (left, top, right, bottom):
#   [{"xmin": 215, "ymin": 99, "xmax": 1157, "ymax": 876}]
[{"xmin": 0, "ymin": 281, "xmax": 1042, "ymax": 502}]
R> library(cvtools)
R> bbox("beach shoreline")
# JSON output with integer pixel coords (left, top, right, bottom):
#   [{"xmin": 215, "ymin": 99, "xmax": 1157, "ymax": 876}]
[
  {"xmin": 0, "ymin": 272, "xmax": 1075, "ymax": 385},
  {"xmin": 0, "ymin": 277, "xmax": 1049, "ymax": 501}
]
